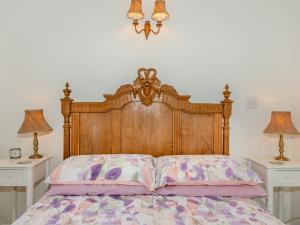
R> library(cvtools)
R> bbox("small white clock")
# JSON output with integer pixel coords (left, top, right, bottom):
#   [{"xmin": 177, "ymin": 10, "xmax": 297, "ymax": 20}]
[{"xmin": 10, "ymin": 148, "xmax": 21, "ymax": 159}]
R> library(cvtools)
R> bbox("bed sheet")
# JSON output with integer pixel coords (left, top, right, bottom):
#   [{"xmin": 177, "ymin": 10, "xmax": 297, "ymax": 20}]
[{"xmin": 12, "ymin": 195, "xmax": 283, "ymax": 225}]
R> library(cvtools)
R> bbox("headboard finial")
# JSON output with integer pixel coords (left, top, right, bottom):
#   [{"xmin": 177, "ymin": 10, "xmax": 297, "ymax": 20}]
[
  {"xmin": 223, "ymin": 84, "xmax": 231, "ymax": 101},
  {"xmin": 63, "ymin": 82, "xmax": 72, "ymax": 99}
]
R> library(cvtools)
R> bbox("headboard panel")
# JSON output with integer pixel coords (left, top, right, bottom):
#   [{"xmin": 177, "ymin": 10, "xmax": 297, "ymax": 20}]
[{"xmin": 61, "ymin": 68, "xmax": 233, "ymax": 159}]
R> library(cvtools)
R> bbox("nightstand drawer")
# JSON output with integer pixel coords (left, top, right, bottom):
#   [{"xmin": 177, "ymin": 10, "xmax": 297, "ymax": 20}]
[
  {"xmin": 0, "ymin": 169, "xmax": 25, "ymax": 186},
  {"xmin": 273, "ymin": 170, "xmax": 300, "ymax": 186}
]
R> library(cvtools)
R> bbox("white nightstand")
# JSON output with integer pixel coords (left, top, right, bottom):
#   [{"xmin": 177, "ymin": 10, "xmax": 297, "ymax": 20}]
[
  {"xmin": 0, "ymin": 156, "xmax": 51, "ymax": 221},
  {"xmin": 245, "ymin": 156, "xmax": 300, "ymax": 223}
]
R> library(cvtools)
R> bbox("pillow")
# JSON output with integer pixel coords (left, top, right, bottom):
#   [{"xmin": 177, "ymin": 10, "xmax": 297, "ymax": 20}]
[
  {"xmin": 155, "ymin": 185, "xmax": 267, "ymax": 198},
  {"xmin": 45, "ymin": 154, "xmax": 156, "ymax": 191},
  {"xmin": 47, "ymin": 184, "xmax": 153, "ymax": 196},
  {"xmin": 155, "ymin": 155, "xmax": 263, "ymax": 188}
]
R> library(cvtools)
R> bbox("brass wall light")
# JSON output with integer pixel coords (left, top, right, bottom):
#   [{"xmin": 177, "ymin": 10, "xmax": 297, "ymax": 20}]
[{"xmin": 127, "ymin": 0, "xmax": 169, "ymax": 39}]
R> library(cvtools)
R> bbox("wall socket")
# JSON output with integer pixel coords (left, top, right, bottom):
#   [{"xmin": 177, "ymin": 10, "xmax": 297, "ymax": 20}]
[{"xmin": 246, "ymin": 97, "xmax": 257, "ymax": 109}]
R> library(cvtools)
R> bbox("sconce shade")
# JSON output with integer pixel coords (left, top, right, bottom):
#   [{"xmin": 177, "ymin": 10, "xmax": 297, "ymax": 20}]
[
  {"xmin": 264, "ymin": 111, "xmax": 299, "ymax": 134},
  {"xmin": 151, "ymin": 0, "xmax": 169, "ymax": 21},
  {"xmin": 18, "ymin": 109, "xmax": 53, "ymax": 134},
  {"xmin": 127, "ymin": 0, "xmax": 144, "ymax": 20}
]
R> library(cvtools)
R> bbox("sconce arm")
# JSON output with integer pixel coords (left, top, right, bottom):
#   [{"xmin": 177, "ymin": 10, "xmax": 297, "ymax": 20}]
[
  {"xmin": 133, "ymin": 20, "xmax": 144, "ymax": 34},
  {"xmin": 151, "ymin": 21, "xmax": 162, "ymax": 35},
  {"xmin": 132, "ymin": 20, "xmax": 163, "ymax": 39}
]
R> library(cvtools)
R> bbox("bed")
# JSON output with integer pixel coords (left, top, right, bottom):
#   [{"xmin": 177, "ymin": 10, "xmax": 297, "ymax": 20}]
[{"xmin": 12, "ymin": 68, "xmax": 284, "ymax": 225}]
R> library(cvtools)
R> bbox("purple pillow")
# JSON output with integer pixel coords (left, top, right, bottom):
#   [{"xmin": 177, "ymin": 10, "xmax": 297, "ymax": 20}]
[
  {"xmin": 155, "ymin": 185, "xmax": 267, "ymax": 198},
  {"xmin": 47, "ymin": 184, "xmax": 152, "ymax": 196}
]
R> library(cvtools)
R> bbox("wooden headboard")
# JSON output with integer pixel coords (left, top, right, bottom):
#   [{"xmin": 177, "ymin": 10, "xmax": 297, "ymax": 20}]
[{"xmin": 61, "ymin": 68, "xmax": 233, "ymax": 159}]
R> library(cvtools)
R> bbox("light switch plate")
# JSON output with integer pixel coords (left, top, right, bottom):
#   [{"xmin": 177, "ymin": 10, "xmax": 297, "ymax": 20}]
[{"xmin": 246, "ymin": 98, "xmax": 257, "ymax": 109}]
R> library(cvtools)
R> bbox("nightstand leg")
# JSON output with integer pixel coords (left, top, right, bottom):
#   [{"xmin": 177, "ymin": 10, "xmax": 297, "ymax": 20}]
[
  {"xmin": 266, "ymin": 184, "xmax": 274, "ymax": 213},
  {"xmin": 45, "ymin": 159, "xmax": 50, "ymax": 191},
  {"xmin": 278, "ymin": 189, "xmax": 284, "ymax": 221},
  {"xmin": 278, "ymin": 188, "xmax": 290, "ymax": 222},
  {"xmin": 11, "ymin": 187, "xmax": 17, "ymax": 222},
  {"xmin": 26, "ymin": 168, "xmax": 34, "ymax": 209},
  {"xmin": 265, "ymin": 170, "xmax": 274, "ymax": 213}
]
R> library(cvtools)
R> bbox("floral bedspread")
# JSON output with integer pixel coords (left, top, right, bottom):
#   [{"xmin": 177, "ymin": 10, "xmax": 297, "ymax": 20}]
[{"xmin": 13, "ymin": 195, "xmax": 283, "ymax": 225}]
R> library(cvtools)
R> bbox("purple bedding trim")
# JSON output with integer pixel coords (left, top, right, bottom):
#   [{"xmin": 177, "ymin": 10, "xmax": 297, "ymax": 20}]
[
  {"xmin": 156, "ymin": 185, "xmax": 267, "ymax": 198},
  {"xmin": 48, "ymin": 184, "xmax": 266, "ymax": 198},
  {"xmin": 47, "ymin": 184, "xmax": 152, "ymax": 196}
]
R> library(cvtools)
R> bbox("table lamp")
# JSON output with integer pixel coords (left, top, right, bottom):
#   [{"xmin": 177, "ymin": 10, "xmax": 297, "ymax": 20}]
[
  {"xmin": 18, "ymin": 109, "xmax": 53, "ymax": 159},
  {"xmin": 263, "ymin": 111, "xmax": 299, "ymax": 161}
]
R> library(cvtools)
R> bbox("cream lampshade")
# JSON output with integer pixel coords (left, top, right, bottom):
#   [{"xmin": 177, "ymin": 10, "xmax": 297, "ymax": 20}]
[
  {"xmin": 127, "ymin": 0, "xmax": 144, "ymax": 20},
  {"xmin": 18, "ymin": 109, "xmax": 53, "ymax": 159},
  {"xmin": 264, "ymin": 111, "xmax": 299, "ymax": 161},
  {"xmin": 151, "ymin": 0, "xmax": 169, "ymax": 22}
]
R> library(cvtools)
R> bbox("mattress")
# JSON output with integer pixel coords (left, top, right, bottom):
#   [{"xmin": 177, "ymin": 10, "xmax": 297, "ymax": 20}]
[{"xmin": 12, "ymin": 194, "xmax": 283, "ymax": 225}]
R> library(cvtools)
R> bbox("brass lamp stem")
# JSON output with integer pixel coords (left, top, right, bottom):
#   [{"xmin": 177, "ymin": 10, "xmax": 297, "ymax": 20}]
[
  {"xmin": 275, "ymin": 134, "xmax": 289, "ymax": 161},
  {"xmin": 132, "ymin": 20, "xmax": 162, "ymax": 39},
  {"xmin": 29, "ymin": 132, "xmax": 43, "ymax": 159}
]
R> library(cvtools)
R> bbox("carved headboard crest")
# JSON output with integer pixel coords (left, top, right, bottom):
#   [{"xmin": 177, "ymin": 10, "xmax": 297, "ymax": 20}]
[
  {"xmin": 133, "ymin": 68, "xmax": 161, "ymax": 106},
  {"xmin": 104, "ymin": 68, "xmax": 190, "ymax": 106}
]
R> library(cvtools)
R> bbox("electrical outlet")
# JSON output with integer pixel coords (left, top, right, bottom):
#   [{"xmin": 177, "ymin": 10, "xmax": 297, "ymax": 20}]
[{"xmin": 246, "ymin": 98, "xmax": 257, "ymax": 109}]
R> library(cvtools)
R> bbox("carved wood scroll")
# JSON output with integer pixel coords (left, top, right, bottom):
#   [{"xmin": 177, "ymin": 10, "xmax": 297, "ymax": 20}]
[
  {"xmin": 133, "ymin": 68, "xmax": 161, "ymax": 106},
  {"xmin": 61, "ymin": 68, "xmax": 233, "ymax": 159}
]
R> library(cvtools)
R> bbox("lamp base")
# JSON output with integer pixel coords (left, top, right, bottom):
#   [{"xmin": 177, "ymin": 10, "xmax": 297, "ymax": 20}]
[
  {"xmin": 29, "ymin": 153, "xmax": 43, "ymax": 159},
  {"xmin": 274, "ymin": 134, "xmax": 289, "ymax": 161},
  {"xmin": 29, "ymin": 132, "xmax": 43, "ymax": 159},
  {"xmin": 275, "ymin": 155, "xmax": 289, "ymax": 161}
]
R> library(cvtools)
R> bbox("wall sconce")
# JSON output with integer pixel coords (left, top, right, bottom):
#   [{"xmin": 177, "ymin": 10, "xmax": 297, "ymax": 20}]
[{"xmin": 127, "ymin": 0, "xmax": 169, "ymax": 40}]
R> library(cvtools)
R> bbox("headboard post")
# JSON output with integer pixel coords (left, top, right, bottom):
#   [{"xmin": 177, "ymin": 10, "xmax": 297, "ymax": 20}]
[
  {"xmin": 60, "ymin": 82, "xmax": 73, "ymax": 159},
  {"xmin": 221, "ymin": 84, "xmax": 233, "ymax": 155}
]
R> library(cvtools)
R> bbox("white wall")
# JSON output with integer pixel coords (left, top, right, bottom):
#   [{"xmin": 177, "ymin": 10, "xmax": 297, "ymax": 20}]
[
  {"xmin": 289, "ymin": 0, "xmax": 300, "ymax": 223},
  {"xmin": 0, "ymin": 0, "xmax": 299, "ymax": 224},
  {"xmin": 294, "ymin": 0, "xmax": 300, "ymax": 161}
]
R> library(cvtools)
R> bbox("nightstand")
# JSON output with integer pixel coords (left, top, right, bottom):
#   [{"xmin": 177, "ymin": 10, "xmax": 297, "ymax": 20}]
[
  {"xmin": 0, "ymin": 156, "xmax": 51, "ymax": 221},
  {"xmin": 245, "ymin": 156, "xmax": 300, "ymax": 223}
]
